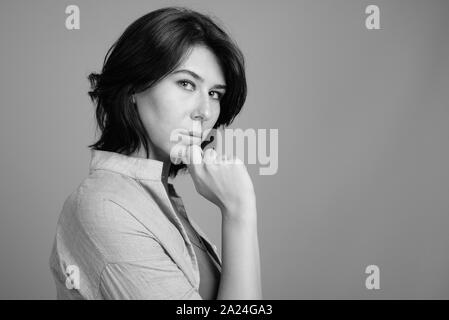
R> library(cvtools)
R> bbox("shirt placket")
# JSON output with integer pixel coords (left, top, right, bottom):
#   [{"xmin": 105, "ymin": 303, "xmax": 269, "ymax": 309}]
[{"xmin": 169, "ymin": 194, "xmax": 222, "ymax": 269}]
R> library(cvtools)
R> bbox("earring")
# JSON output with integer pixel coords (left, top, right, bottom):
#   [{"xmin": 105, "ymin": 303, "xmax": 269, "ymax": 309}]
[{"xmin": 131, "ymin": 95, "xmax": 136, "ymax": 104}]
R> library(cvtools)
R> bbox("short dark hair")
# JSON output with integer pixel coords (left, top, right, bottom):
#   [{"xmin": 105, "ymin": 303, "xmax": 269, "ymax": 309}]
[{"xmin": 87, "ymin": 6, "xmax": 247, "ymax": 177}]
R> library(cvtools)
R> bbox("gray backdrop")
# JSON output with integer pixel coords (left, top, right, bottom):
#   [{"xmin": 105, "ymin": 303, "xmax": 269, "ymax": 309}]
[{"xmin": 0, "ymin": 0, "xmax": 448, "ymax": 299}]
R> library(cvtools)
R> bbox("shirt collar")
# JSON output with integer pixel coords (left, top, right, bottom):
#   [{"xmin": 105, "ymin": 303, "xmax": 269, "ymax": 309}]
[{"xmin": 89, "ymin": 149, "xmax": 167, "ymax": 181}]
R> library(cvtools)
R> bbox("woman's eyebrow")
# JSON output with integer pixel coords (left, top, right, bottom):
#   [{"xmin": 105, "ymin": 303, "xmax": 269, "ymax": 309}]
[{"xmin": 172, "ymin": 69, "xmax": 226, "ymax": 90}]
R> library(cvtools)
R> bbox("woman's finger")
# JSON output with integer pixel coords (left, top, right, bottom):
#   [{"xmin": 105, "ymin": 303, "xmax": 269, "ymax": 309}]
[
  {"xmin": 169, "ymin": 144, "xmax": 186, "ymax": 165},
  {"xmin": 185, "ymin": 144, "xmax": 203, "ymax": 167},
  {"xmin": 177, "ymin": 134, "xmax": 202, "ymax": 146},
  {"xmin": 203, "ymin": 148, "xmax": 218, "ymax": 164},
  {"xmin": 170, "ymin": 129, "xmax": 202, "ymax": 146}
]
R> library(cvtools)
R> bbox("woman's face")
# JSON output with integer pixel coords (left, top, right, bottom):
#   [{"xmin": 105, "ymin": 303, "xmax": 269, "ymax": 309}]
[{"xmin": 134, "ymin": 45, "xmax": 226, "ymax": 162}]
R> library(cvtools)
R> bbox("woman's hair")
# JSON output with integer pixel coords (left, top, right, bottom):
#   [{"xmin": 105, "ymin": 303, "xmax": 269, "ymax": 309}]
[{"xmin": 88, "ymin": 6, "xmax": 247, "ymax": 177}]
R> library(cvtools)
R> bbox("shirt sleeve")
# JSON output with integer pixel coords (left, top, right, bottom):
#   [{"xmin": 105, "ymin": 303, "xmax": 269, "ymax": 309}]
[
  {"xmin": 99, "ymin": 259, "xmax": 202, "ymax": 300},
  {"xmin": 91, "ymin": 199, "xmax": 202, "ymax": 300}
]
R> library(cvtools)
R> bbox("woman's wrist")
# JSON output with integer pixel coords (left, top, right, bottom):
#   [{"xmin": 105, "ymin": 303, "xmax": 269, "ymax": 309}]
[{"xmin": 220, "ymin": 198, "xmax": 257, "ymax": 223}]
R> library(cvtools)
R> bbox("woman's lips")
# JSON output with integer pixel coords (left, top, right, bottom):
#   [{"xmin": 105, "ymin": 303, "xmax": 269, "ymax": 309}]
[
  {"xmin": 191, "ymin": 121, "xmax": 202, "ymax": 138},
  {"xmin": 188, "ymin": 131, "xmax": 202, "ymax": 138}
]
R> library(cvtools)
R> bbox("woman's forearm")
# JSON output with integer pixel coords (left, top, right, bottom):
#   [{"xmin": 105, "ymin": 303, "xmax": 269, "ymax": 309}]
[{"xmin": 216, "ymin": 203, "xmax": 262, "ymax": 300}]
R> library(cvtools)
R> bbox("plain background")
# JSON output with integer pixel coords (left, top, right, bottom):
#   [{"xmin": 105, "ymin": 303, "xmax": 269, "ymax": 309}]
[{"xmin": 0, "ymin": 0, "xmax": 448, "ymax": 299}]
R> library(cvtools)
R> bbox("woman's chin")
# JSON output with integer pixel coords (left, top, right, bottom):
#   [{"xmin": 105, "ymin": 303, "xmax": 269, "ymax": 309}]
[{"xmin": 168, "ymin": 144, "xmax": 187, "ymax": 165}]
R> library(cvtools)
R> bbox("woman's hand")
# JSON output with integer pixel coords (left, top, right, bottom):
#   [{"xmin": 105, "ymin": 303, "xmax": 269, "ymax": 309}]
[{"xmin": 184, "ymin": 144, "xmax": 256, "ymax": 219}]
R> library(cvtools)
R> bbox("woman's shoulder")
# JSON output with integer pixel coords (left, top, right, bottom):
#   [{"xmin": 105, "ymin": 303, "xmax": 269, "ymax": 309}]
[
  {"xmin": 54, "ymin": 177, "xmax": 162, "ymax": 271},
  {"xmin": 58, "ymin": 171, "xmax": 142, "ymax": 225},
  {"xmin": 58, "ymin": 171, "xmax": 156, "ymax": 238},
  {"xmin": 73, "ymin": 170, "xmax": 141, "ymax": 205},
  {"xmin": 59, "ymin": 169, "xmax": 172, "ymax": 242}
]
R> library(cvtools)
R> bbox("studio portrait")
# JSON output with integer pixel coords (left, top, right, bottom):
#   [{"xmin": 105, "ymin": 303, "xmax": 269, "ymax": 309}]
[{"xmin": 0, "ymin": 0, "xmax": 448, "ymax": 301}]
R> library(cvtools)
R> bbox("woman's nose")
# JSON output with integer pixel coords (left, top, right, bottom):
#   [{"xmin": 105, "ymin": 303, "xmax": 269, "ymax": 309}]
[{"xmin": 191, "ymin": 92, "xmax": 212, "ymax": 122}]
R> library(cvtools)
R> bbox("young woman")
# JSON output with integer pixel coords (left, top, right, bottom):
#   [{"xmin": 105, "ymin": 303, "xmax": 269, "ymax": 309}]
[{"xmin": 49, "ymin": 6, "xmax": 262, "ymax": 300}]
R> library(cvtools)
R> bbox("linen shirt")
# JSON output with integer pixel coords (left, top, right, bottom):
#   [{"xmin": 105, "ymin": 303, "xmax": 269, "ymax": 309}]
[{"xmin": 49, "ymin": 149, "xmax": 222, "ymax": 299}]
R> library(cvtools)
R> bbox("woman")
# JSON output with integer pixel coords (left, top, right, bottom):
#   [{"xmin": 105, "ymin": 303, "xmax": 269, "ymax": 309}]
[{"xmin": 49, "ymin": 6, "xmax": 262, "ymax": 300}]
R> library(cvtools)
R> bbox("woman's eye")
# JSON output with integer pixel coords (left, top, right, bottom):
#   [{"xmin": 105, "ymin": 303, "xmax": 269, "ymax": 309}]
[
  {"xmin": 210, "ymin": 91, "xmax": 223, "ymax": 101},
  {"xmin": 178, "ymin": 80, "xmax": 195, "ymax": 91},
  {"xmin": 178, "ymin": 80, "xmax": 223, "ymax": 101}
]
